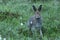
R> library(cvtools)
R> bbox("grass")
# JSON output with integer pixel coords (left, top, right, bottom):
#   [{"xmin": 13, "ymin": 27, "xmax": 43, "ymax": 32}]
[{"xmin": 0, "ymin": 0, "xmax": 60, "ymax": 40}]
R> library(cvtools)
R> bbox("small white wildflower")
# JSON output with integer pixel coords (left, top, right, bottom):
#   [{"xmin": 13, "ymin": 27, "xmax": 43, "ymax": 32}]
[
  {"xmin": 3, "ymin": 38, "xmax": 6, "ymax": 40},
  {"xmin": 0, "ymin": 35, "xmax": 2, "ymax": 40},
  {"xmin": 21, "ymin": 23, "xmax": 23, "ymax": 26}
]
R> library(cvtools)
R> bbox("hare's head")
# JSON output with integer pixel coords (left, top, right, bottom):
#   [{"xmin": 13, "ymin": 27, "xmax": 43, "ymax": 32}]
[{"xmin": 32, "ymin": 5, "xmax": 42, "ymax": 19}]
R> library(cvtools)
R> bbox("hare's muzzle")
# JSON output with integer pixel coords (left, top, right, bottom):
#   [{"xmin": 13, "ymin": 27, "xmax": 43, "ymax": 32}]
[{"xmin": 35, "ymin": 14, "xmax": 40, "ymax": 19}]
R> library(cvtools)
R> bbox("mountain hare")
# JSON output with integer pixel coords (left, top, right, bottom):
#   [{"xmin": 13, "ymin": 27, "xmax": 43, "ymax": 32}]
[{"xmin": 27, "ymin": 5, "xmax": 43, "ymax": 39}]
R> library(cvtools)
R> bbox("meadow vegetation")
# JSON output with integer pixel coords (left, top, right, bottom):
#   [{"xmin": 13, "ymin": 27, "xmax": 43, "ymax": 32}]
[{"xmin": 0, "ymin": 0, "xmax": 60, "ymax": 40}]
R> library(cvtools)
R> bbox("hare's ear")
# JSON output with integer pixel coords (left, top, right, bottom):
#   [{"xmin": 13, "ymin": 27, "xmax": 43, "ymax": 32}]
[
  {"xmin": 38, "ymin": 5, "xmax": 42, "ymax": 11},
  {"xmin": 32, "ymin": 5, "xmax": 37, "ymax": 11}
]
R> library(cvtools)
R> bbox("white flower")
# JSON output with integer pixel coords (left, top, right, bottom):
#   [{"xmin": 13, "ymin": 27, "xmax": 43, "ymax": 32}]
[
  {"xmin": 21, "ymin": 23, "xmax": 23, "ymax": 26},
  {"xmin": 3, "ymin": 38, "xmax": 6, "ymax": 40},
  {"xmin": 0, "ymin": 35, "xmax": 2, "ymax": 40}
]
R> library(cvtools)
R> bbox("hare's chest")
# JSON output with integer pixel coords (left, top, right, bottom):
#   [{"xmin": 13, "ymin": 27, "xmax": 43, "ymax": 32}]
[
  {"xmin": 30, "ymin": 20, "xmax": 41, "ymax": 31},
  {"xmin": 31, "ymin": 18, "xmax": 41, "ymax": 28}
]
